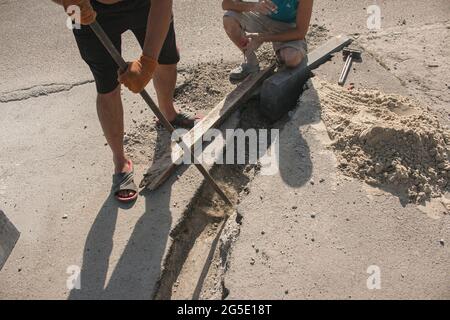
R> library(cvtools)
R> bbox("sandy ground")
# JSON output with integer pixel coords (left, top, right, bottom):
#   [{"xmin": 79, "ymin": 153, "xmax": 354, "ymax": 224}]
[
  {"xmin": 223, "ymin": 80, "xmax": 449, "ymax": 300},
  {"xmin": 0, "ymin": 0, "xmax": 449, "ymax": 299}
]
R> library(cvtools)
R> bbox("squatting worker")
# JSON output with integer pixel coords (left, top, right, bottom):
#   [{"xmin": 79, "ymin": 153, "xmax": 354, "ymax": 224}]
[
  {"xmin": 222, "ymin": 0, "xmax": 313, "ymax": 81},
  {"xmin": 51, "ymin": 0, "xmax": 199, "ymax": 203}
]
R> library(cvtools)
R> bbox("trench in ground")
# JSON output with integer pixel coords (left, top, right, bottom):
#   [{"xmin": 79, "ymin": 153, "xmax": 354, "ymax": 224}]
[
  {"xmin": 152, "ymin": 94, "xmax": 282, "ymax": 300},
  {"xmin": 148, "ymin": 28, "xmax": 331, "ymax": 299}
]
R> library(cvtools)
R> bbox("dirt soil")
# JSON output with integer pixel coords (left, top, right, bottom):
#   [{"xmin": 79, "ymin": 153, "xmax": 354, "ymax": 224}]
[
  {"xmin": 316, "ymin": 79, "xmax": 450, "ymax": 204},
  {"xmin": 123, "ymin": 61, "xmax": 236, "ymax": 166},
  {"xmin": 122, "ymin": 44, "xmax": 278, "ymax": 167}
]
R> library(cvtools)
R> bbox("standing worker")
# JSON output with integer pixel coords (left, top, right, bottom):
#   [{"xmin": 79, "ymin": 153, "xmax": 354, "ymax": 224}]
[{"xmin": 51, "ymin": 0, "xmax": 198, "ymax": 203}]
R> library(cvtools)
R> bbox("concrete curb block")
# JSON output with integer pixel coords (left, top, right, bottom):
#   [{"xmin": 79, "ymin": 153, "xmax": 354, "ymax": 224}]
[{"xmin": 0, "ymin": 210, "xmax": 20, "ymax": 271}]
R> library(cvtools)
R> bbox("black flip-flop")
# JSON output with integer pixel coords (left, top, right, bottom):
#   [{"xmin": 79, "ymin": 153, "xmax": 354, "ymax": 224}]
[
  {"xmin": 155, "ymin": 113, "xmax": 202, "ymax": 129},
  {"xmin": 112, "ymin": 160, "xmax": 138, "ymax": 203}
]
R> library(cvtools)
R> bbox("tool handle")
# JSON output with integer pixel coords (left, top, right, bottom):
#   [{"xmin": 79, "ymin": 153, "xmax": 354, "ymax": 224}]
[
  {"xmin": 89, "ymin": 21, "xmax": 232, "ymax": 205},
  {"xmin": 89, "ymin": 21, "xmax": 176, "ymax": 135},
  {"xmin": 338, "ymin": 54, "xmax": 353, "ymax": 86},
  {"xmin": 90, "ymin": 21, "xmax": 128, "ymax": 71}
]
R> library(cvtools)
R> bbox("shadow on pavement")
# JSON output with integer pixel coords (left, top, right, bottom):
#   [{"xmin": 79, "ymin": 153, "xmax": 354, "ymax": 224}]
[
  {"xmin": 68, "ymin": 187, "xmax": 172, "ymax": 300},
  {"xmin": 277, "ymin": 82, "xmax": 321, "ymax": 188},
  {"xmin": 239, "ymin": 80, "xmax": 319, "ymax": 189},
  {"xmin": 68, "ymin": 130, "xmax": 174, "ymax": 300}
]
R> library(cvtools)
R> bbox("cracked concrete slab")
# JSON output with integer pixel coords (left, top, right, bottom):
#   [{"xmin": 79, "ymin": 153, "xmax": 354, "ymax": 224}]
[
  {"xmin": 0, "ymin": 83, "xmax": 209, "ymax": 299},
  {"xmin": 0, "ymin": 80, "xmax": 95, "ymax": 103}
]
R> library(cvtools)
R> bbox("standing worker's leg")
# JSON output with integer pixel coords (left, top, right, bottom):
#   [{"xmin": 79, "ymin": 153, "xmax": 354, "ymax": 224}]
[
  {"xmin": 152, "ymin": 64, "xmax": 178, "ymax": 122},
  {"xmin": 132, "ymin": 16, "xmax": 198, "ymax": 128},
  {"xmin": 96, "ymin": 87, "xmax": 137, "ymax": 200},
  {"xmin": 96, "ymin": 85, "xmax": 130, "ymax": 175},
  {"xmin": 74, "ymin": 23, "xmax": 138, "ymax": 201}
]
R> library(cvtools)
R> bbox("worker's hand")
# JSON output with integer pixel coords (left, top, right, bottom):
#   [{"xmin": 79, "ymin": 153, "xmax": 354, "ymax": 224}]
[
  {"xmin": 245, "ymin": 34, "xmax": 264, "ymax": 53},
  {"xmin": 118, "ymin": 55, "xmax": 158, "ymax": 94},
  {"xmin": 251, "ymin": 0, "xmax": 278, "ymax": 15},
  {"xmin": 62, "ymin": 0, "xmax": 97, "ymax": 25},
  {"xmin": 238, "ymin": 36, "xmax": 250, "ymax": 50}
]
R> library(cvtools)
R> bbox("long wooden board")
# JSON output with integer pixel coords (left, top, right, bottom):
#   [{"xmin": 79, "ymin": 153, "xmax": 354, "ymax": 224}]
[{"xmin": 140, "ymin": 64, "xmax": 276, "ymax": 189}]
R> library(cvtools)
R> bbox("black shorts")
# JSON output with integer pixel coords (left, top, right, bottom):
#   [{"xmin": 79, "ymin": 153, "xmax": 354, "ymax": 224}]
[{"xmin": 73, "ymin": 0, "xmax": 180, "ymax": 94}]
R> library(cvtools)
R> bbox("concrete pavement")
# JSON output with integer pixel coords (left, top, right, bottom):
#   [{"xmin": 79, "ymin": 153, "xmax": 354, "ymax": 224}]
[
  {"xmin": 0, "ymin": 0, "xmax": 448, "ymax": 299},
  {"xmin": 0, "ymin": 0, "xmax": 236, "ymax": 299},
  {"xmin": 224, "ymin": 81, "xmax": 449, "ymax": 299},
  {"xmin": 0, "ymin": 0, "xmax": 239, "ymax": 100}
]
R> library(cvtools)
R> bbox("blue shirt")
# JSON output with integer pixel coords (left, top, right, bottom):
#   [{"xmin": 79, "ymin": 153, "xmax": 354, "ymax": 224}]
[{"xmin": 269, "ymin": 0, "xmax": 299, "ymax": 23}]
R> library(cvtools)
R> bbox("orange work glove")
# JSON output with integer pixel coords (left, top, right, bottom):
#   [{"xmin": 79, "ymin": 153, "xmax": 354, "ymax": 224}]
[
  {"xmin": 62, "ymin": 0, "xmax": 97, "ymax": 25},
  {"xmin": 118, "ymin": 55, "xmax": 158, "ymax": 94}
]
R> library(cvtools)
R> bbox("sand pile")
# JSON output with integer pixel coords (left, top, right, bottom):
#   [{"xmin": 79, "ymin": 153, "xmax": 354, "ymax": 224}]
[{"xmin": 314, "ymin": 79, "xmax": 449, "ymax": 203}]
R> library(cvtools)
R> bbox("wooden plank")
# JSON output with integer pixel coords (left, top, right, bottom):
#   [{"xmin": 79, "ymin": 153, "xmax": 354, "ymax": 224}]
[
  {"xmin": 0, "ymin": 210, "xmax": 20, "ymax": 270},
  {"xmin": 307, "ymin": 34, "xmax": 353, "ymax": 70},
  {"xmin": 260, "ymin": 34, "xmax": 352, "ymax": 122},
  {"xmin": 140, "ymin": 64, "xmax": 276, "ymax": 189}
]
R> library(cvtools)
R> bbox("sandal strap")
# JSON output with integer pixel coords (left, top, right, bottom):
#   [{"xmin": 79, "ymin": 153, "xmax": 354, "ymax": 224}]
[
  {"xmin": 171, "ymin": 113, "xmax": 198, "ymax": 128},
  {"xmin": 112, "ymin": 170, "xmax": 138, "ymax": 196},
  {"xmin": 156, "ymin": 113, "xmax": 199, "ymax": 129}
]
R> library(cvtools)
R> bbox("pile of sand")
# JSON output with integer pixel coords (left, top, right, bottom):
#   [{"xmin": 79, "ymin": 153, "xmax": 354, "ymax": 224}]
[{"xmin": 314, "ymin": 79, "xmax": 449, "ymax": 203}]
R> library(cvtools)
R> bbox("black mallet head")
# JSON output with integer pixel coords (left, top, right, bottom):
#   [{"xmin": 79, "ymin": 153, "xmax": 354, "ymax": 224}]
[{"xmin": 342, "ymin": 47, "xmax": 362, "ymax": 62}]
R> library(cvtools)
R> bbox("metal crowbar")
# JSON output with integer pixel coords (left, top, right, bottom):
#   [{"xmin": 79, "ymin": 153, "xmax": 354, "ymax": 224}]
[{"xmin": 89, "ymin": 20, "xmax": 232, "ymax": 206}]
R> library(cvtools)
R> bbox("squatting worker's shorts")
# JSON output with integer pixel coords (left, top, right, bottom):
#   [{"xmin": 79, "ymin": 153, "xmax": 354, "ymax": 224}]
[
  {"xmin": 73, "ymin": 0, "xmax": 180, "ymax": 94},
  {"xmin": 224, "ymin": 10, "xmax": 307, "ymax": 57}
]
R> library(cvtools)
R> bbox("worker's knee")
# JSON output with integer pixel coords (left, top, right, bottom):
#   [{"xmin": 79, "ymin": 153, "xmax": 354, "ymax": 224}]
[
  {"xmin": 97, "ymin": 85, "xmax": 121, "ymax": 104},
  {"xmin": 279, "ymin": 48, "xmax": 305, "ymax": 68},
  {"xmin": 155, "ymin": 63, "xmax": 177, "ymax": 74}
]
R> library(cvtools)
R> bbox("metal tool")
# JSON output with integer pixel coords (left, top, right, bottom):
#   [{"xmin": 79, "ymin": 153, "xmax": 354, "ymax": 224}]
[
  {"xmin": 338, "ymin": 47, "xmax": 362, "ymax": 86},
  {"xmin": 89, "ymin": 21, "xmax": 232, "ymax": 206}
]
